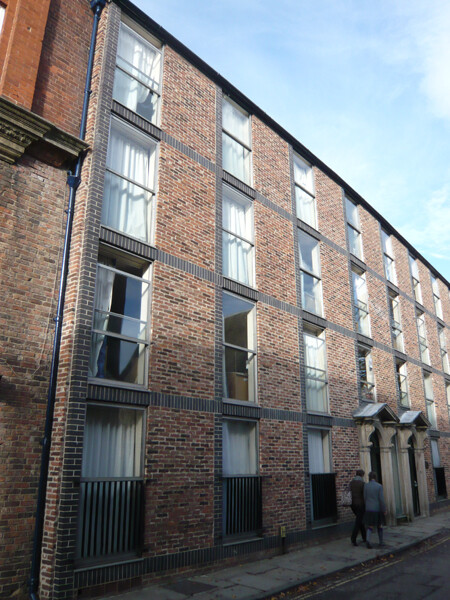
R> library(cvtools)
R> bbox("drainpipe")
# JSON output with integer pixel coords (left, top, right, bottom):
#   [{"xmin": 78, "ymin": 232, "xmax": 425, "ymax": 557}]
[{"xmin": 29, "ymin": 1, "xmax": 106, "ymax": 598}]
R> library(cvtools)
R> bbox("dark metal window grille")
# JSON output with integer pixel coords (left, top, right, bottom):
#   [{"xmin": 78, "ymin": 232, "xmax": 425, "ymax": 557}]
[
  {"xmin": 434, "ymin": 467, "xmax": 447, "ymax": 499},
  {"xmin": 310, "ymin": 473, "xmax": 337, "ymax": 522},
  {"xmin": 78, "ymin": 478, "xmax": 144, "ymax": 560},
  {"xmin": 223, "ymin": 476, "xmax": 262, "ymax": 538}
]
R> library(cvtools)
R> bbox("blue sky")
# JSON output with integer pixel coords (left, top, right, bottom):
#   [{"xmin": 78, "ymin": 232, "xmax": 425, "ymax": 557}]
[{"xmin": 134, "ymin": 0, "xmax": 450, "ymax": 283}]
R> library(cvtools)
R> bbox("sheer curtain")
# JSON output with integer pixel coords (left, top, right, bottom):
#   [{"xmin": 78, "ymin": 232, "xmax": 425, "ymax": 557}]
[
  {"xmin": 102, "ymin": 119, "xmax": 155, "ymax": 241},
  {"xmin": 82, "ymin": 405, "xmax": 143, "ymax": 478},
  {"xmin": 222, "ymin": 98, "xmax": 250, "ymax": 183},
  {"xmin": 223, "ymin": 190, "xmax": 252, "ymax": 284},
  {"xmin": 89, "ymin": 264, "xmax": 115, "ymax": 378},
  {"xmin": 308, "ymin": 430, "xmax": 327, "ymax": 473},
  {"xmin": 304, "ymin": 333, "xmax": 327, "ymax": 412},
  {"xmin": 223, "ymin": 420, "xmax": 257, "ymax": 475}
]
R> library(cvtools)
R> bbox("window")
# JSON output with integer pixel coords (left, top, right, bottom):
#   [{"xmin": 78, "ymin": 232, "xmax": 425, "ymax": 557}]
[
  {"xmin": 389, "ymin": 292, "xmax": 404, "ymax": 352},
  {"xmin": 101, "ymin": 117, "xmax": 157, "ymax": 242},
  {"xmin": 352, "ymin": 267, "xmax": 371, "ymax": 337},
  {"xmin": 294, "ymin": 154, "xmax": 316, "ymax": 228},
  {"xmin": 308, "ymin": 429, "xmax": 337, "ymax": 523},
  {"xmin": 222, "ymin": 185, "xmax": 254, "ymax": 286},
  {"xmin": 447, "ymin": 384, "xmax": 450, "ymax": 424},
  {"xmin": 113, "ymin": 22, "xmax": 161, "ymax": 124},
  {"xmin": 77, "ymin": 404, "xmax": 145, "ymax": 559},
  {"xmin": 395, "ymin": 360, "xmax": 409, "ymax": 407},
  {"xmin": 409, "ymin": 255, "xmax": 422, "ymax": 304},
  {"xmin": 438, "ymin": 326, "xmax": 449, "ymax": 374},
  {"xmin": 304, "ymin": 328, "xmax": 328, "ymax": 413},
  {"xmin": 223, "ymin": 419, "xmax": 258, "ymax": 476},
  {"xmin": 222, "ymin": 97, "xmax": 251, "ymax": 184},
  {"xmin": 345, "ymin": 196, "xmax": 363, "ymax": 259},
  {"xmin": 416, "ymin": 312, "xmax": 430, "ymax": 365},
  {"xmin": 298, "ymin": 230, "xmax": 323, "ymax": 316},
  {"xmin": 0, "ymin": 4, "xmax": 5, "ymax": 35},
  {"xmin": 381, "ymin": 230, "xmax": 397, "ymax": 284},
  {"xmin": 424, "ymin": 373, "xmax": 436, "ymax": 429},
  {"xmin": 308, "ymin": 429, "xmax": 331, "ymax": 474},
  {"xmin": 358, "ymin": 346, "xmax": 375, "ymax": 402},
  {"xmin": 222, "ymin": 292, "xmax": 257, "ymax": 403},
  {"xmin": 431, "ymin": 275, "xmax": 443, "ymax": 319},
  {"xmin": 89, "ymin": 250, "xmax": 151, "ymax": 386}
]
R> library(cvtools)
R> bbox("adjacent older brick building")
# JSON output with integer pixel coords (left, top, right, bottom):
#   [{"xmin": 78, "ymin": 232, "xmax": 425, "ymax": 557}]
[{"xmin": 1, "ymin": 1, "xmax": 449, "ymax": 598}]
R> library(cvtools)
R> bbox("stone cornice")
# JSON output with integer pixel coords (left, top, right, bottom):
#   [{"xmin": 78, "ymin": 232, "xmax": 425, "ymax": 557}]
[{"xmin": 0, "ymin": 96, "xmax": 88, "ymax": 164}]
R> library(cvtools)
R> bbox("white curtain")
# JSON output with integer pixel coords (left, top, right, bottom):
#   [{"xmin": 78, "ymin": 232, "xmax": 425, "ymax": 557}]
[
  {"xmin": 222, "ymin": 190, "xmax": 252, "ymax": 284},
  {"xmin": 304, "ymin": 333, "xmax": 327, "ymax": 412},
  {"xmin": 223, "ymin": 99, "xmax": 249, "ymax": 145},
  {"xmin": 82, "ymin": 405, "xmax": 143, "ymax": 478},
  {"xmin": 117, "ymin": 23, "xmax": 160, "ymax": 90},
  {"xmin": 431, "ymin": 439, "xmax": 440, "ymax": 467},
  {"xmin": 102, "ymin": 119, "xmax": 155, "ymax": 241},
  {"xmin": 223, "ymin": 420, "xmax": 257, "ymax": 475},
  {"xmin": 89, "ymin": 265, "xmax": 115, "ymax": 378},
  {"xmin": 296, "ymin": 187, "xmax": 316, "ymax": 228},
  {"xmin": 222, "ymin": 134, "xmax": 250, "ymax": 183},
  {"xmin": 293, "ymin": 155, "xmax": 313, "ymax": 194},
  {"xmin": 308, "ymin": 430, "xmax": 330, "ymax": 473}
]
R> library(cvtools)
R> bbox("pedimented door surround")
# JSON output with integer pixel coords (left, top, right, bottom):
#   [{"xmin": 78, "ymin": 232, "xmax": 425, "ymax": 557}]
[{"xmin": 353, "ymin": 404, "xmax": 430, "ymax": 525}]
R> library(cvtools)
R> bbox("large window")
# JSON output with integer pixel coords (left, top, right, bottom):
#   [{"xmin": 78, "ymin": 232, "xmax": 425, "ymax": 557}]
[
  {"xmin": 381, "ymin": 230, "xmax": 397, "ymax": 285},
  {"xmin": 409, "ymin": 255, "xmax": 422, "ymax": 304},
  {"xmin": 222, "ymin": 97, "xmax": 251, "ymax": 184},
  {"xmin": 113, "ymin": 22, "xmax": 161, "ymax": 124},
  {"xmin": 345, "ymin": 196, "xmax": 363, "ymax": 260},
  {"xmin": 416, "ymin": 312, "xmax": 430, "ymax": 365},
  {"xmin": 308, "ymin": 429, "xmax": 337, "ymax": 523},
  {"xmin": 396, "ymin": 360, "xmax": 409, "ymax": 407},
  {"xmin": 358, "ymin": 346, "xmax": 375, "ymax": 402},
  {"xmin": 447, "ymin": 384, "xmax": 450, "ymax": 424},
  {"xmin": 304, "ymin": 328, "xmax": 328, "ymax": 413},
  {"xmin": 222, "ymin": 292, "xmax": 257, "ymax": 403},
  {"xmin": 352, "ymin": 267, "xmax": 371, "ymax": 337},
  {"xmin": 298, "ymin": 230, "xmax": 323, "ymax": 316},
  {"xmin": 222, "ymin": 185, "xmax": 254, "ymax": 286},
  {"xmin": 389, "ymin": 292, "xmax": 404, "ymax": 352},
  {"xmin": 424, "ymin": 373, "xmax": 436, "ymax": 429},
  {"xmin": 431, "ymin": 275, "xmax": 443, "ymax": 319},
  {"xmin": 77, "ymin": 404, "xmax": 145, "ymax": 560},
  {"xmin": 438, "ymin": 326, "xmax": 449, "ymax": 374},
  {"xmin": 89, "ymin": 250, "xmax": 151, "ymax": 386},
  {"xmin": 101, "ymin": 117, "xmax": 157, "ymax": 242},
  {"xmin": 294, "ymin": 154, "xmax": 316, "ymax": 228}
]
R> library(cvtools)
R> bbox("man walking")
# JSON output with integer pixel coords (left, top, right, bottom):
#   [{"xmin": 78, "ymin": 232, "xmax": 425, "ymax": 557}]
[
  {"xmin": 364, "ymin": 471, "xmax": 387, "ymax": 548},
  {"xmin": 350, "ymin": 468, "xmax": 366, "ymax": 546}
]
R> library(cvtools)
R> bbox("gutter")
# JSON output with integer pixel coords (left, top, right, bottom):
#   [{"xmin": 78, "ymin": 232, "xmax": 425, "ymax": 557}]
[{"xmin": 29, "ymin": 1, "xmax": 106, "ymax": 598}]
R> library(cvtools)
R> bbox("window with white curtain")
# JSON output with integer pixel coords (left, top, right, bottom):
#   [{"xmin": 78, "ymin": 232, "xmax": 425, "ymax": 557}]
[
  {"xmin": 222, "ymin": 419, "xmax": 258, "ymax": 475},
  {"xmin": 0, "ymin": 4, "xmax": 5, "ymax": 35},
  {"xmin": 101, "ymin": 117, "xmax": 157, "ymax": 242},
  {"xmin": 222, "ymin": 97, "xmax": 251, "ymax": 184},
  {"xmin": 113, "ymin": 22, "xmax": 161, "ymax": 124},
  {"xmin": 430, "ymin": 439, "xmax": 441, "ymax": 468},
  {"xmin": 352, "ymin": 267, "xmax": 371, "ymax": 337},
  {"xmin": 381, "ymin": 230, "xmax": 397, "ymax": 285},
  {"xmin": 89, "ymin": 249, "xmax": 151, "ymax": 386},
  {"xmin": 396, "ymin": 360, "xmax": 409, "ymax": 407},
  {"xmin": 424, "ymin": 373, "xmax": 436, "ymax": 428},
  {"xmin": 308, "ymin": 429, "xmax": 331, "ymax": 474},
  {"xmin": 438, "ymin": 326, "xmax": 449, "ymax": 373},
  {"xmin": 294, "ymin": 154, "xmax": 316, "ymax": 229},
  {"xmin": 417, "ymin": 312, "xmax": 430, "ymax": 365},
  {"xmin": 298, "ymin": 230, "xmax": 323, "ymax": 316},
  {"xmin": 446, "ymin": 384, "xmax": 450, "ymax": 424},
  {"xmin": 389, "ymin": 292, "xmax": 404, "ymax": 352},
  {"xmin": 409, "ymin": 255, "xmax": 423, "ymax": 304},
  {"xmin": 358, "ymin": 346, "xmax": 375, "ymax": 402},
  {"xmin": 222, "ymin": 292, "xmax": 256, "ymax": 403},
  {"xmin": 304, "ymin": 328, "xmax": 328, "ymax": 413},
  {"xmin": 345, "ymin": 196, "xmax": 363, "ymax": 260},
  {"xmin": 431, "ymin": 275, "xmax": 443, "ymax": 319},
  {"xmin": 81, "ymin": 404, "xmax": 144, "ymax": 479},
  {"xmin": 222, "ymin": 184, "xmax": 254, "ymax": 286}
]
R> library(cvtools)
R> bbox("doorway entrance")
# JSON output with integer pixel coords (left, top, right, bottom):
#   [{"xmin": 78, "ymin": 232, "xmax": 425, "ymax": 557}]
[{"xmin": 408, "ymin": 436, "xmax": 420, "ymax": 516}]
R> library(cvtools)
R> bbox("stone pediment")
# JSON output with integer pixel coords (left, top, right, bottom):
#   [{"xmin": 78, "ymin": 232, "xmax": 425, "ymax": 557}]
[
  {"xmin": 399, "ymin": 410, "xmax": 430, "ymax": 429},
  {"xmin": 353, "ymin": 402, "xmax": 399, "ymax": 424}
]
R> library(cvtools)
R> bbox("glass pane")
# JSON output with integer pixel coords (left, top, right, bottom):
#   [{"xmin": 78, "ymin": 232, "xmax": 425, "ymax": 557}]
[
  {"xmin": 222, "ymin": 98, "xmax": 250, "ymax": 146},
  {"xmin": 116, "ymin": 23, "xmax": 161, "ymax": 91},
  {"xmin": 222, "ymin": 133, "xmax": 251, "ymax": 184},
  {"xmin": 301, "ymin": 272, "xmax": 323, "ymax": 315},
  {"xmin": 223, "ymin": 292, "xmax": 254, "ymax": 349},
  {"xmin": 293, "ymin": 155, "xmax": 313, "ymax": 194},
  {"xmin": 89, "ymin": 333, "xmax": 146, "ymax": 385},
  {"xmin": 345, "ymin": 197, "xmax": 359, "ymax": 229},
  {"xmin": 304, "ymin": 332, "xmax": 326, "ymax": 371},
  {"xmin": 298, "ymin": 230, "xmax": 320, "ymax": 275},
  {"xmin": 384, "ymin": 255, "xmax": 397, "ymax": 284},
  {"xmin": 223, "ymin": 347, "xmax": 255, "ymax": 402},
  {"xmin": 113, "ymin": 69, "xmax": 158, "ymax": 123},
  {"xmin": 223, "ymin": 186, "xmax": 253, "ymax": 240},
  {"xmin": 222, "ymin": 231, "xmax": 253, "ymax": 286},
  {"xmin": 381, "ymin": 230, "xmax": 392, "ymax": 255},
  {"xmin": 306, "ymin": 378, "xmax": 328, "ymax": 413},
  {"xmin": 222, "ymin": 420, "xmax": 257, "ymax": 475},
  {"xmin": 348, "ymin": 226, "xmax": 362, "ymax": 258},
  {"xmin": 295, "ymin": 186, "xmax": 316, "ymax": 228}
]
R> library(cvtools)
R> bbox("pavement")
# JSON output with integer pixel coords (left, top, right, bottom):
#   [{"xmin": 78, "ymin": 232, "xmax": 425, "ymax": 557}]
[{"xmin": 103, "ymin": 508, "xmax": 450, "ymax": 600}]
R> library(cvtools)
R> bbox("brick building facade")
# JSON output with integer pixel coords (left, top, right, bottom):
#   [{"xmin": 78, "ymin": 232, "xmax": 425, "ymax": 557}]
[{"xmin": 1, "ymin": 1, "xmax": 450, "ymax": 598}]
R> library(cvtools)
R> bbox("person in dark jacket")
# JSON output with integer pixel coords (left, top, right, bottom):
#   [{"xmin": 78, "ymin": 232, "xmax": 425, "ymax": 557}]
[
  {"xmin": 363, "ymin": 471, "xmax": 387, "ymax": 548},
  {"xmin": 350, "ymin": 468, "xmax": 366, "ymax": 546}
]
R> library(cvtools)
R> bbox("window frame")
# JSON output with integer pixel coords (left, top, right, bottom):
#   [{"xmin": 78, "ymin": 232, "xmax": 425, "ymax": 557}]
[
  {"xmin": 307, "ymin": 427, "xmax": 332, "ymax": 474},
  {"xmin": 431, "ymin": 275, "xmax": 443, "ymax": 319},
  {"xmin": 416, "ymin": 312, "xmax": 430, "ymax": 365},
  {"xmin": 345, "ymin": 196, "xmax": 363, "ymax": 260},
  {"xmin": 381, "ymin": 229, "xmax": 397, "ymax": 285},
  {"xmin": 298, "ymin": 229, "xmax": 323, "ymax": 316},
  {"xmin": 293, "ymin": 153, "xmax": 317, "ymax": 229},
  {"xmin": 352, "ymin": 266, "xmax": 371, "ymax": 337},
  {"xmin": 389, "ymin": 292, "xmax": 404, "ymax": 352},
  {"xmin": 438, "ymin": 325, "xmax": 449, "ymax": 374},
  {"xmin": 395, "ymin": 360, "xmax": 409, "ymax": 407},
  {"xmin": 222, "ymin": 96, "xmax": 252, "ymax": 185},
  {"xmin": 303, "ymin": 327, "xmax": 329, "ymax": 414},
  {"xmin": 409, "ymin": 255, "xmax": 423, "ymax": 304},
  {"xmin": 423, "ymin": 372, "xmax": 436, "ymax": 429},
  {"xmin": 357, "ymin": 345, "xmax": 375, "ymax": 402}
]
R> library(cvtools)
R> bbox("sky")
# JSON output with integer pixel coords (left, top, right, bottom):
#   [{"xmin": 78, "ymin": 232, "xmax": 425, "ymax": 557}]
[{"xmin": 133, "ymin": 0, "xmax": 450, "ymax": 283}]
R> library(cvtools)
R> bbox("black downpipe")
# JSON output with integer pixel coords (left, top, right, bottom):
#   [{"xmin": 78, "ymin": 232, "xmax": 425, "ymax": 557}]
[{"xmin": 29, "ymin": 1, "xmax": 106, "ymax": 598}]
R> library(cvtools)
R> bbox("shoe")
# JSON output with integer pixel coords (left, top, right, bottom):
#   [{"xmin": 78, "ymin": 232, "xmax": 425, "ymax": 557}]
[
  {"xmin": 366, "ymin": 542, "xmax": 373, "ymax": 549},
  {"xmin": 351, "ymin": 541, "xmax": 357, "ymax": 547}
]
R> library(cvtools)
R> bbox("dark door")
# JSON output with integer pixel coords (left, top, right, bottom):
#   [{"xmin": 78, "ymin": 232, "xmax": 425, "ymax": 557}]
[
  {"xmin": 408, "ymin": 437, "xmax": 420, "ymax": 516},
  {"xmin": 370, "ymin": 432, "xmax": 382, "ymax": 484}
]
